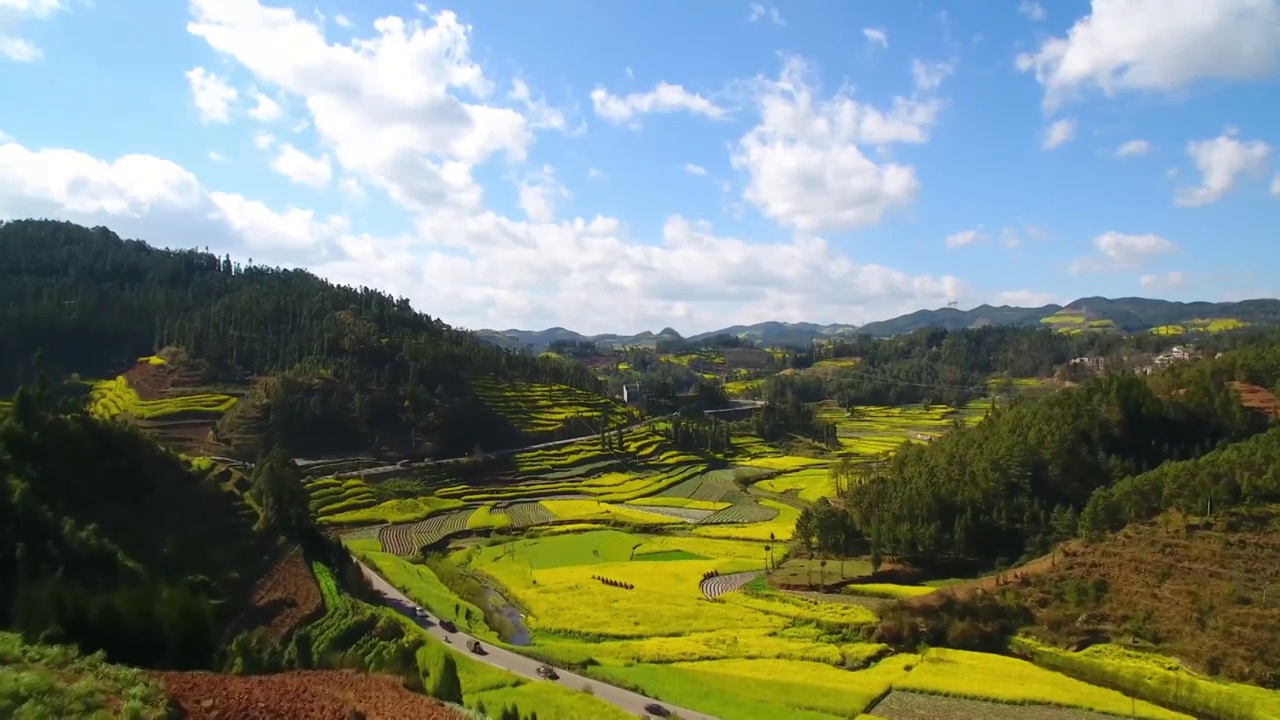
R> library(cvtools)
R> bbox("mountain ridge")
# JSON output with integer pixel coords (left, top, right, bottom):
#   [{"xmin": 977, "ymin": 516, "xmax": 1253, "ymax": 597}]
[{"xmin": 479, "ymin": 296, "xmax": 1280, "ymax": 349}]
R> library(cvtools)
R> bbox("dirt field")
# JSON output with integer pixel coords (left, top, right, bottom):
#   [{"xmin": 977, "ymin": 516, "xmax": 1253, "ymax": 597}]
[
  {"xmin": 154, "ymin": 670, "xmax": 466, "ymax": 720},
  {"xmin": 904, "ymin": 543, "xmax": 1081, "ymax": 609},
  {"xmin": 870, "ymin": 691, "xmax": 1126, "ymax": 720},
  {"xmin": 1229, "ymin": 381, "xmax": 1280, "ymax": 417},
  {"xmin": 228, "ymin": 547, "xmax": 323, "ymax": 643}
]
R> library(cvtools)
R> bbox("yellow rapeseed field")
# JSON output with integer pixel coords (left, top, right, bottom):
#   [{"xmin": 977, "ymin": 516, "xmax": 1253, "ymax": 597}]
[
  {"xmin": 718, "ymin": 589, "xmax": 878, "ymax": 626},
  {"xmin": 894, "ymin": 648, "xmax": 1191, "ymax": 720}
]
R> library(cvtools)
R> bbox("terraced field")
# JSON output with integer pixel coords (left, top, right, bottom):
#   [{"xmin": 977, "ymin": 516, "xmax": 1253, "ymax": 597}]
[
  {"xmin": 378, "ymin": 508, "xmax": 477, "ymax": 555},
  {"xmin": 470, "ymin": 377, "xmax": 633, "ymax": 436},
  {"xmin": 700, "ymin": 571, "xmax": 762, "ymax": 599},
  {"xmin": 498, "ymin": 502, "xmax": 557, "ymax": 528},
  {"xmin": 88, "ymin": 375, "xmax": 237, "ymax": 420},
  {"xmin": 652, "ymin": 467, "xmax": 758, "ymax": 505},
  {"xmin": 700, "ymin": 502, "xmax": 780, "ymax": 525},
  {"xmin": 1151, "ymin": 317, "xmax": 1248, "ymax": 335}
]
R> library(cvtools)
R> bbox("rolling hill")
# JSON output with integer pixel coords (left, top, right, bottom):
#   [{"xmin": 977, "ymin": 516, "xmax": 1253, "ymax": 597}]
[{"xmin": 484, "ymin": 297, "xmax": 1280, "ymax": 348}]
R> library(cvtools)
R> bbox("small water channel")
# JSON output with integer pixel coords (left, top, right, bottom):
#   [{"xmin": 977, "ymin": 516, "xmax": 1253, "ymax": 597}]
[{"xmin": 480, "ymin": 586, "xmax": 531, "ymax": 645}]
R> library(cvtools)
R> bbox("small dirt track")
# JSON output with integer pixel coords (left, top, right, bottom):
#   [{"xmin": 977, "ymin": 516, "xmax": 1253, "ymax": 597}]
[
  {"xmin": 700, "ymin": 571, "xmax": 761, "ymax": 600},
  {"xmin": 358, "ymin": 561, "xmax": 720, "ymax": 720},
  {"xmin": 154, "ymin": 669, "xmax": 465, "ymax": 720}
]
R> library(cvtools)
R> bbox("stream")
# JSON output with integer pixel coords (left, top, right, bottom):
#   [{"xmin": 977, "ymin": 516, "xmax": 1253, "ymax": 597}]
[{"xmin": 481, "ymin": 586, "xmax": 531, "ymax": 645}]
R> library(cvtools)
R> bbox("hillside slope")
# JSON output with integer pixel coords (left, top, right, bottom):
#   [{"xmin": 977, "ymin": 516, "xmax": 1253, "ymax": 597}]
[{"xmin": 0, "ymin": 219, "xmax": 609, "ymax": 458}]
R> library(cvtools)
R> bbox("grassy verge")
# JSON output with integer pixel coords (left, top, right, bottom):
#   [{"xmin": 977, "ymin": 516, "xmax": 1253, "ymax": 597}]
[{"xmin": 0, "ymin": 631, "xmax": 170, "ymax": 719}]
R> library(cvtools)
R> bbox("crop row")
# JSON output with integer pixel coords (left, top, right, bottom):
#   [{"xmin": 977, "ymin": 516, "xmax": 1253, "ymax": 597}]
[
  {"xmin": 376, "ymin": 508, "xmax": 478, "ymax": 556},
  {"xmin": 656, "ymin": 468, "xmax": 749, "ymax": 504},
  {"xmin": 621, "ymin": 504, "xmax": 713, "ymax": 523},
  {"xmin": 500, "ymin": 502, "xmax": 556, "ymax": 528},
  {"xmin": 88, "ymin": 376, "xmax": 237, "ymax": 420},
  {"xmin": 700, "ymin": 502, "xmax": 780, "ymax": 525}
]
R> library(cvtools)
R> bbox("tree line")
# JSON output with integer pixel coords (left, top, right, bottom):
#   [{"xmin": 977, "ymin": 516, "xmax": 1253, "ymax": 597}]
[
  {"xmin": 0, "ymin": 220, "xmax": 606, "ymax": 458},
  {"xmin": 843, "ymin": 341, "xmax": 1280, "ymax": 565}
]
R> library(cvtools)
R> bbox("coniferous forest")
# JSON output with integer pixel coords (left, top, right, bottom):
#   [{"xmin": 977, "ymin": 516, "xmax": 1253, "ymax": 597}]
[{"xmin": 0, "ymin": 220, "xmax": 602, "ymax": 457}]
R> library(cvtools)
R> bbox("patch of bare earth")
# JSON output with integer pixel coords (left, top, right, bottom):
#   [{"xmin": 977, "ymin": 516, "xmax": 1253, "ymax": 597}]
[
  {"xmin": 227, "ymin": 547, "xmax": 323, "ymax": 643},
  {"xmin": 870, "ymin": 691, "xmax": 1126, "ymax": 720},
  {"xmin": 154, "ymin": 670, "xmax": 466, "ymax": 720},
  {"xmin": 1017, "ymin": 508, "xmax": 1280, "ymax": 687},
  {"xmin": 1229, "ymin": 381, "xmax": 1280, "ymax": 418}
]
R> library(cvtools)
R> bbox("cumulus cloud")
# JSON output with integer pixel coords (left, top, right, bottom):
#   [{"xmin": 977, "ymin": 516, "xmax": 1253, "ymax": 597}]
[
  {"xmin": 1069, "ymin": 231, "xmax": 1178, "ymax": 274},
  {"xmin": 185, "ymin": 67, "xmax": 237, "ymax": 124},
  {"xmin": 0, "ymin": 0, "xmax": 66, "ymax": 62},
  {"xmin": 911, "ymin": 59, "xmax": 955, "ymax": 92},
  {"xmin": 1017, "ymin": 0, "xmax": 1280, "ymax": 112},
  {"xmin": 0, "ymin": 1, "xmax": 1015, "ymax": 334},
  {"xmin": 1115, "ymin": 139, "xmax": 1150, "ymax": 157},
  {"xmin": 944, "ymin": 228, "xmax": 987, "ymax": 249},
  {"xmin": 247, "ymin": 92, "xmax": 282, "ymax": 122},
  {"xmin": 862, "ymin": 27, "xmax": 888, "ymax": 49},
  {"xmin": 683, "ymin": 163, "xmax": 707, "ymax": 176},
  {"xmin": 1175, "ymin": 130, "xmax": 1271, "ymax": 206},
  {"xmin": 590, "ymin": 82, "xmax": 726, "ymax": 126},
  {"xmin": 1041, "ymin": 118, "xmax": 1076, "ymax": 150},
  {"xmin": 730, "ymin": 56, "xmax": 942, "ymax": 234},
  {"xmin": 1272, "ymin": 174, "xmax": 1280, "ymax": 197},
  {"xmin": 270, "ymin": 144, "xmax": 332, "ymax": 189}
]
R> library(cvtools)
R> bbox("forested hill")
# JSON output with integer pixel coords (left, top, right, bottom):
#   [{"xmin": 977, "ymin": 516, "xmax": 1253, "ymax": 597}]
[{"xmin": 0, "ymin": 219, "xmax": 602, "ymax": 458}]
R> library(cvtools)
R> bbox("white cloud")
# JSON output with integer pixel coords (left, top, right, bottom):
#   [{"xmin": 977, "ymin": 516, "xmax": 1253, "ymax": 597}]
[
  {"xmin": 590, "ymin": 82, "xmax": 726, "ymax": 126},
  {"xmin": 1069, "ymin": 231, "xmax": 1178, "ymax": 274},
  {"xmin": 862, "ymin": 27, "xmax": 888, "ymax": 49},
  {"xmin": 247, "ymin": 92, "xmax": 282, "ymax": 122},
  {"xmin": 747, "ymin": 3, "xmax": 783, "ymax": 25},
  {"xmin": 333, "ymin": 13, "xmax": 351, "ymax": 28},
  {"xmin": 207, "ymin": 151, "xmax": 226, "ymax": 163},
  {"xmin": 270, "ymin": 144, "xmax": 332, "ymax": 188},
  {"xmin": 508, "ymin": 78, "xmax": 568, "ymax": 132},
  {"xmin": 0, "ymin": 0, "xmax": 65, "ymax": 62},
  {"xmin": 1001, "ymin": 227, "xmax": 1022, "ymax": 248},
  {"xmin": 252, "ymin": 132, "xmax": 275, "ymax": 150},
  {"xmin": 730, "ymin": 56, "xmax": 941, "ymax": 234},
  {"xmin": 683, "ymin": 163, "xmax": 707, "ymax": 176},
  {"xmin": 188, "ymin": 1, "xmax": 532, "ymax": 215},
  {"xmin": 1115, "ymin": 139, "xmax": 1150, "ymax": 157},
  {"xmin": 911, "ymin": 58, "xmax": 954, "ymax": 92},
  {"xmin": 1272, "ymin": 173, "xmax": 1280, "ymax": 197},
  {"xmin": 0, "ymin": 35, "xmax": 41, "ymax": 61},
  {"xmin": 1041, "ymin": 118, "xmax": 1076, "ymax": 150},
  {"xmin": 185, "ymin": 66, "xmax": 238, "ymax": 124},
  {"xmin": 1017, "ymin": 1, "xmax": 1046, "ymax": 21},
  {"xmin": 1175, "ymin": 131, "xmax": 1271, "ymax": 206},
  {"xmin": 515, "ymin": 165, "xmax": 570, "ymax": 223},
  {"xmin": 339, "ymin": 176, "xmax": 364, "ymax": 201},
  {"xmin": 587, "ymin": 167, "xmax": 605, "ymax": 181},
  {"xmin": 944, "ymin": 228, "xmax": 987, "ymax": 249},
  {"xmin": 1139, "ymin": 270, "xmax": 1187, "ymax": 291},
  {"xmin": 1017, "ymin": 0, "xmax": 1280, "ymax": 112}
]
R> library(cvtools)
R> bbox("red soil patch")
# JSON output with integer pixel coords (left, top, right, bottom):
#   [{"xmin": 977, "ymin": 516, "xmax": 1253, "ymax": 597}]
[
  {"xmin": 1229, "ymin": 381, "xmax": 1280, "ymax": 418},
  {"xmin": 154, "ymin": 670, "xmax": 466, "ymax": 720},
  {"xmin": 228, "ymin": 547, "xmax": 323, "ymax": 643}
]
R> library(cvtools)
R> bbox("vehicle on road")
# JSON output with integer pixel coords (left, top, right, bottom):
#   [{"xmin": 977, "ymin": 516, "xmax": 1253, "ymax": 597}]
[
  {"xmin": 412, "ymin": 606, "xmax": 428, "ymax": 619},
  {"xmin": 535, "ymin": 664, "xmax": 558, "ymax": 680},
  {"xmin": 468, "ymin": 640, "xmax": 486, "ymax": 655},
  {"xmin": 439, "ymin": 619, "xmax": 456, "ymax": 632},
  {"xmin": 643, "ymin": 703, "xmax": 670, "ymax": 717}
]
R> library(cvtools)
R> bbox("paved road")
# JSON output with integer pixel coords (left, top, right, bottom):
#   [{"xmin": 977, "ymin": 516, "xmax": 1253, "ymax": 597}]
[{"xmin": 358, "ymin": 562, "xmax": 719, "ymax": 720}]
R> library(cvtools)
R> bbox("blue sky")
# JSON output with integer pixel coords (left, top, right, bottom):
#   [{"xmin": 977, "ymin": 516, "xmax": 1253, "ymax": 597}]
[{"xmin": 0, "ymin": 0, "xmax": 1277, "ymax": 334}]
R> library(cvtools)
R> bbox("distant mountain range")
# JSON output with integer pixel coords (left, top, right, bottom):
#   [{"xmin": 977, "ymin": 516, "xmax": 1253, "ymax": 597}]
[{"xmin": 477, "ymin": 297, "xmax": 1280, "ymax": 350}]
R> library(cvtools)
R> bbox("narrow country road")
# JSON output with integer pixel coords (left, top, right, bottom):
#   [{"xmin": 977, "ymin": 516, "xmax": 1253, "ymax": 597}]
[{"xmin": 358, "ymin": 562, "xmax": 719, "ymax": 720}]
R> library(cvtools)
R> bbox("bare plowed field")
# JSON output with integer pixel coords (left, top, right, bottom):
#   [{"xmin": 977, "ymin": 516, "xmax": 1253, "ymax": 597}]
[
  {"xmin": 155, "ymin": 670, "xmax": 466, "ymax": 720},
  {"xmin": 228, "ymin": 547, "xmax": 323, "ymax": 642},
  {"xmin": 870, "ymin": 691, "xmax": 1125, "ymax": 720}
]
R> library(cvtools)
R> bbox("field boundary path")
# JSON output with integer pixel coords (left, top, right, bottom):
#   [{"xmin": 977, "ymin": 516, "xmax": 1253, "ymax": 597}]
[
  {"xmin": 357, "ymin": 561, "xmax": 720, "ymax": 720},
  {"xmin": 700, "ymin": 571, "xmax": 761, "ymax": 600}
]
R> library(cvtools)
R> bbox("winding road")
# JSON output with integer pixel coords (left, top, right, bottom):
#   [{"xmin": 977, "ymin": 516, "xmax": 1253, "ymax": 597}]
[{"xmin": 358, "ymin": 561, "xmax": 719, "ymax": 720}]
